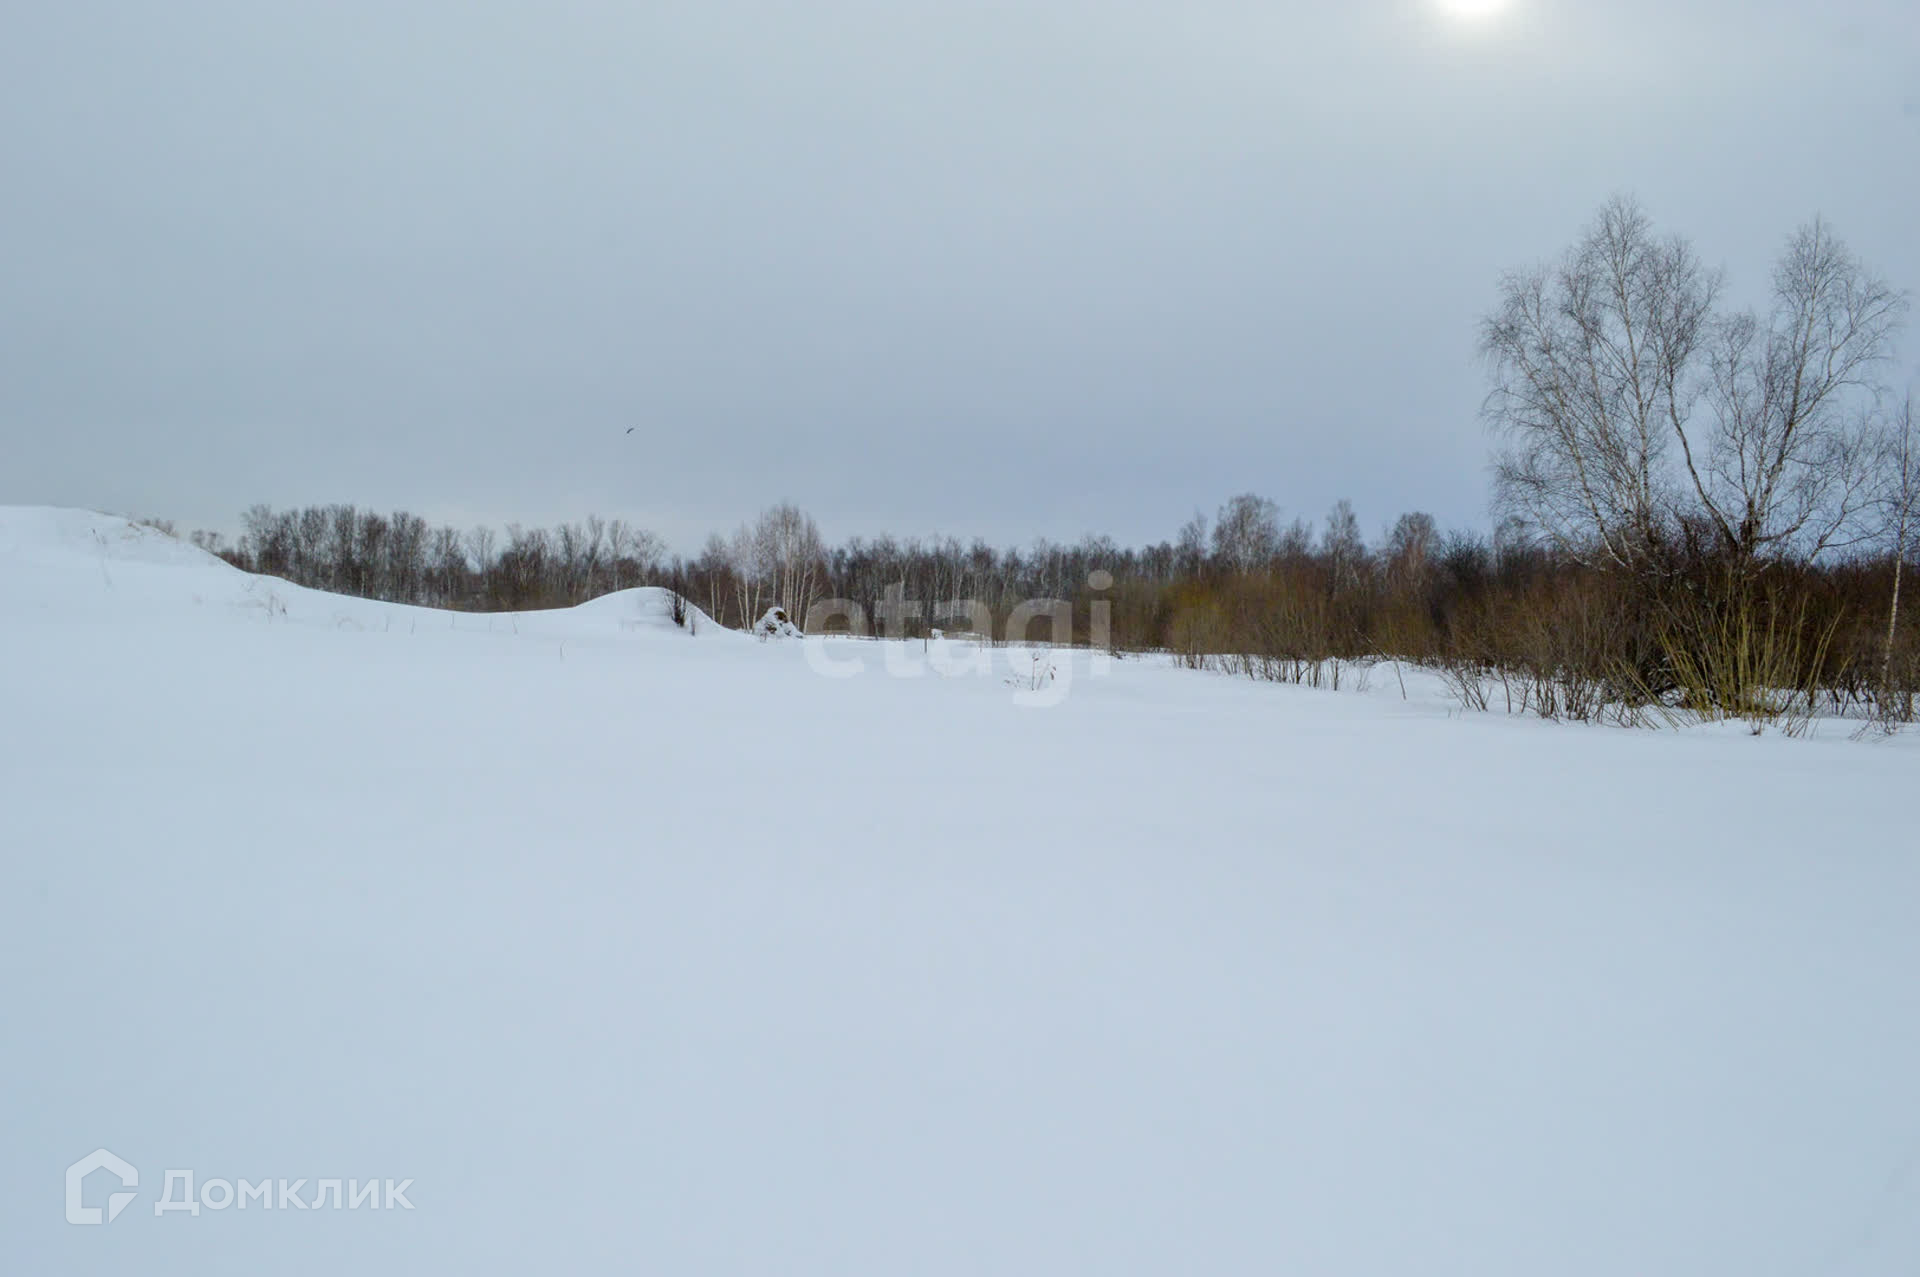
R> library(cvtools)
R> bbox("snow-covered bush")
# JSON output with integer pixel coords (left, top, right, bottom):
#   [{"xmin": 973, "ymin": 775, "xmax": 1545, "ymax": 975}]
[{"xmin": 754, "ymin": 607, "xmax": 802, "ymax": 640}]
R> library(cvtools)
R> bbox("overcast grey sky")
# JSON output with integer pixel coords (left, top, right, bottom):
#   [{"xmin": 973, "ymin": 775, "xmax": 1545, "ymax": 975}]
[{"xmin": 2, "ymin": 0, "xmax": 1914, "ymax": 551}]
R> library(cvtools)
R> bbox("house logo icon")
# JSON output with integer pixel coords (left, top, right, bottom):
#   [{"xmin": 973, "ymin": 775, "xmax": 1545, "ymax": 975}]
[{"xmin": 66, "ymin": 1149, "xmax": 138, "ymax": 1225}]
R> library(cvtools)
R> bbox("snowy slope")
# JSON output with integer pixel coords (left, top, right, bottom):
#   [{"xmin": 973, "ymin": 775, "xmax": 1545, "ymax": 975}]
[
  {"xmin": 0, "ymin": 505, "xmax": 732, "ymax": 638},
  {"xmin": 4, "ymin": 507, "xmax": 1918, "ymax": 1276}
]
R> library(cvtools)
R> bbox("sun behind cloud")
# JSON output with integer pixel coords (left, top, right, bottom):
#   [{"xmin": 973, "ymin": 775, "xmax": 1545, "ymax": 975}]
[{"xmin": 1435, "ymin": 0, "xmax": 1512, "ymax": 20}]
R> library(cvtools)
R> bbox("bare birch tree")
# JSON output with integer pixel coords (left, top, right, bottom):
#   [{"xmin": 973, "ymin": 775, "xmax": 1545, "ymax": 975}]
[
  {"xmin": 1210, "ymin": 494, "xmax": 1280, "ymax": 574},
  {"xmin": 1483, "ymin": 196, "xmax": 1718, "ymax": 569},
  {"xmin": 759, "ymin": 502, "xmax": 824, "ymax": 628},
  {"xmin": 1691, "ymin": 220, "xmax": 1906, "ymax": 564},
  {"xmin": 1484, "ymin": 198, "xmax": 1906, "ymax": 575}
]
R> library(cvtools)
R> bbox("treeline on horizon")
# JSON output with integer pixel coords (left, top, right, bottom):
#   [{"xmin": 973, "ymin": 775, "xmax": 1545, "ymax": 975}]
[
  {"xmin": 155, "ymin": 485, "xmax": 1915, "ymax": 729},
  {"xmin": 155, "ymin": 196, "xmax": 1920, "ymax": 731}
]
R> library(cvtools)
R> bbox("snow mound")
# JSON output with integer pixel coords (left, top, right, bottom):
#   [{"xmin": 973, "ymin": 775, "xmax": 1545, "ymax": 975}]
[
  {"xmin": 527, "ymin": 586, "xmax": 729, "ymax": 638},
  {"xmin": 1, "ymin": 505, "xmax": 249, "ymax": 620},
  {"xmin": 0, "ymin": 505, "xmax": 233, "ymax": 572},
  {"xmin": 753, "ymin": 606, "xmax": 803, "ymax": 639}
]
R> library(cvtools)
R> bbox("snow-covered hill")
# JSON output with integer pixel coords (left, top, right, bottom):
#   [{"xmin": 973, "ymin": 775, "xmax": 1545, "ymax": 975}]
[
  {"xmin": 4, "ymin": 507, "xmax": 1918, "ymax": 1276},
  {"xmin": 0, "ymin": 505, "xmax": 730, "ymax": 637}
]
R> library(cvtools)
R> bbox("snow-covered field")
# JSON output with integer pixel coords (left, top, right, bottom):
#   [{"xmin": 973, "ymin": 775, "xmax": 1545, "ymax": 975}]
[{"xmin": 5, "ymin": 506, "xmax": 1918, "ymax": 1276}]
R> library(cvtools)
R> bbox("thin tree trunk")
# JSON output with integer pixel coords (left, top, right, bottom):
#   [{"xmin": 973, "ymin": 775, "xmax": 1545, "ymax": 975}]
[
  {"xmin": 1887, "ymin": 404, "xmax": 1915, "ymax": 720},
  {"xmin": 1886, "ymin": 530, "xmax": 1907, "ymax": 712}
]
